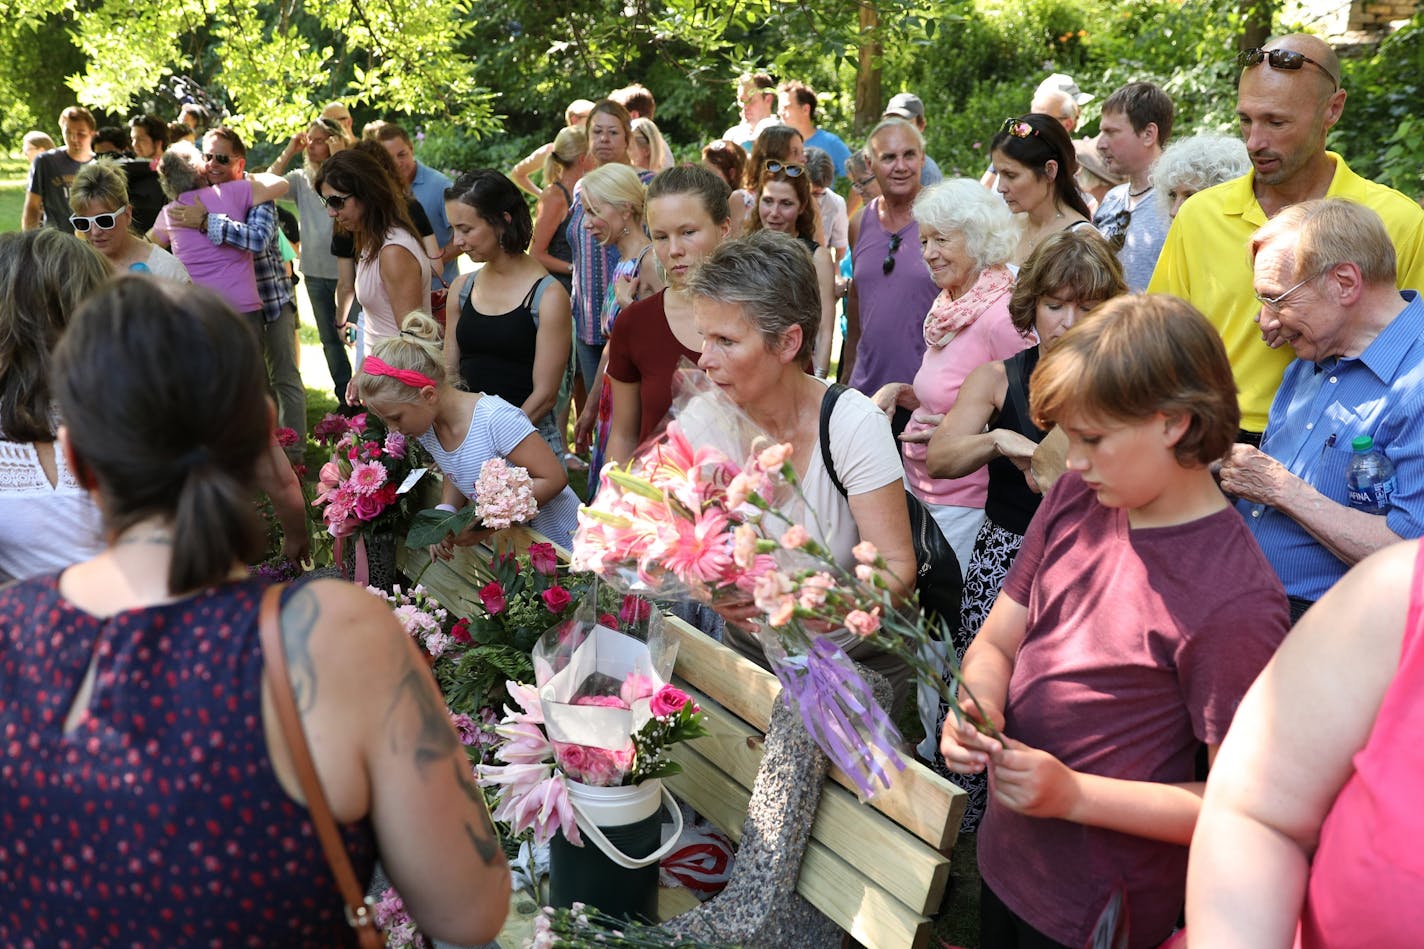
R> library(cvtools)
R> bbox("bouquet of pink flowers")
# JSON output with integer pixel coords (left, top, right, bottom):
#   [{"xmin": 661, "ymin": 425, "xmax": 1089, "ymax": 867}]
[
  {"xmin": 573, "ymin": 369, "xmax": 995, "ymax": 797},
  {"xmin": 480, "ymin": 594, "xmax": 707, "ymax": 845},
  {"xmin": 406, "ymin": 457, "xmax": 540, "ymax": 549},
  {"xmin": 311, "ymin": 411, "xmax": 427, "ymax": 539}
]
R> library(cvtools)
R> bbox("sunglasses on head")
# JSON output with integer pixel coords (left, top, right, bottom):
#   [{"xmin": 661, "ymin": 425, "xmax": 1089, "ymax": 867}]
[
  {"xmin": 69, "ymin": 207, "xmax": 127, "ymax": 232},
  {"xmin": 1237, "ymin": 47, "xmax": 1339, "ymax": 90},
  {"xmin": 202, "ymin": 152, "xmax": 233, "ymax": 165},
  {"xmin": 1001, "ymin": 118, "xmax": 1039, "ymax": 139},
  {"xmin": 763, "ymin": 161, "xmax": 805, "ymax": 178},
  {"xmin": 883, "ymin": 233, "xmax": 902, "ymax": 275},
  {"xmin": 321, "ymin": 192, "xmax": 353, "ymax": 210}
]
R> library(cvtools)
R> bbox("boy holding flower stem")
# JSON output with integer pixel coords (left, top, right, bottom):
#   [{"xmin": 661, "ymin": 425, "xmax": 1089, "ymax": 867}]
[{"xmin": 940, "ymin": 295, "xmax": 1289, "ymax": 948}]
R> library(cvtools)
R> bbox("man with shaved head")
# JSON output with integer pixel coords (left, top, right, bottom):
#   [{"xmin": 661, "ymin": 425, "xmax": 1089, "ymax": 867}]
[{"xmin": 1150, "ymin": 33, "xmax": 1424, "ymax": 442}]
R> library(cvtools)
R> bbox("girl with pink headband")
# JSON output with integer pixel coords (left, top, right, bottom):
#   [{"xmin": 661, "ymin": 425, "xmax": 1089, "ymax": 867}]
[{"xmin": 356, "ymin": 311, "xmax": 580, "ymax": 553}]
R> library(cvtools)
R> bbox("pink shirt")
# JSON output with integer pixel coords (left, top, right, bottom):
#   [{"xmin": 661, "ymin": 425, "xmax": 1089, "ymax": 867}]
[
  {"xmin": 160, "ymin": 180, "xmax": 259, "ymax": 312},
  {"xmin": 1297, "ymin": 542, "xmax": 1424, "ymax": 947},
  {"xmin": 901, "ymin": 292, "xmax": 1028, "ymax": 507},
  {"xmin": 355, "ymin": 227, "xmax": 432, "ymax": 347}
]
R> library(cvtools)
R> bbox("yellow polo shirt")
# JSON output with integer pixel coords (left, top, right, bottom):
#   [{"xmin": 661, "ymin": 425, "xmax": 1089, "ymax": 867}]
[{"xmin": 1148, "ymin": 153, "xmax": 1424, "ymax": 432}]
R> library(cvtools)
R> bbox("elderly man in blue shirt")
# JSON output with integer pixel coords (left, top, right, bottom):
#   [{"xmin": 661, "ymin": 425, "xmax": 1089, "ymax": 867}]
[{"xmin": 1219, "ymin": 198, "xmax": 1424, "ymax": 622}]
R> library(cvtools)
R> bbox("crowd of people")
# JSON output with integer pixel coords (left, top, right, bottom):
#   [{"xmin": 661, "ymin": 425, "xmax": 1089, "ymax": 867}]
[{"xmin": 6, "ymin": 29, "xmax": 1424, "ymax": 947}]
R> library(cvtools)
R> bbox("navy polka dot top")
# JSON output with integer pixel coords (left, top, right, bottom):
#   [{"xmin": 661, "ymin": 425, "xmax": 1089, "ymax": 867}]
[{"xmin": 0, "ymin": 573, "xmax": 376, "ymax": 946}]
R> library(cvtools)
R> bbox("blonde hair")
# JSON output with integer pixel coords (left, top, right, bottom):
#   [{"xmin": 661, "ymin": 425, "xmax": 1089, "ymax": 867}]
[
  {"xmin": 355, "ymin": 311, "xmax": 450, "ymax": 404},
  {"xmin": 70, "ymin": 161, "xmax": 131, "ymax": 213},
  {"xmin": 631, "ymin": 117, "xmax": 673, "ymax": 170},
  {"xmin": 581, "ymin": 163, "xmax": 647, "ymax": 223},
  {"xmin": 543, "ymin": 126, "xmax": 588, "ymax": 184}
]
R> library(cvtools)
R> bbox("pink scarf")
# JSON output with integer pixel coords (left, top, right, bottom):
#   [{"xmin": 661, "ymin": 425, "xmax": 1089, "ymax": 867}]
[{"xmin": 921, "ymin": 264, "xmax": 1014, "ymax": 349}]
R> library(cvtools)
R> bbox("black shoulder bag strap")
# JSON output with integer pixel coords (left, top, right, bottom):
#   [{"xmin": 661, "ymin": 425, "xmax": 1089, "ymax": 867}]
[{"xmin": 818, "ymin": 382, "xmax": 849, "ymax": 497}]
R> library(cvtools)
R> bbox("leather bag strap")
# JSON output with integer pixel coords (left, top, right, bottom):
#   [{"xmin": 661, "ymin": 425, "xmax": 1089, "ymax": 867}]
[{"xmin": 259, "ymin": 584, "xmax": 384, "ymax": 947}]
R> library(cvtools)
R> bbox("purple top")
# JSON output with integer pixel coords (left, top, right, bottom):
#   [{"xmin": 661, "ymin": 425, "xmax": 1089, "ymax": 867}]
[
  {"xmin": 159, "ymin": 179, "xmax": 260, "ymax": 312},
  {"xmin": 846, "ymin": 198, "xmax": 939, "ymax": 395}
]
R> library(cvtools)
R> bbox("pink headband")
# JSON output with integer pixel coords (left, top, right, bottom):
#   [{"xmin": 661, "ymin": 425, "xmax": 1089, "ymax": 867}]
[{"xmin": 362, "ymin": 355, "xmax": 437, "ymax": 389}]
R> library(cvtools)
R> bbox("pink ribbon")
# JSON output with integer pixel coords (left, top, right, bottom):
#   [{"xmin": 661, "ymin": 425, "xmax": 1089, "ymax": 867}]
[{"xmin": 362, "ymin": 355, "xmax": 437, "ymax": 389}]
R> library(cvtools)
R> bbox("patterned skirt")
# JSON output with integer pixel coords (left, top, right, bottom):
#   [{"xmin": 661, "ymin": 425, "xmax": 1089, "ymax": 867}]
[{"xmin": 931, "ymin": 517, "xmax": 1025, "ymax": 833}]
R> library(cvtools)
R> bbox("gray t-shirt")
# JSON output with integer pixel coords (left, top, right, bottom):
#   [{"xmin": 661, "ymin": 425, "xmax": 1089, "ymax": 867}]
[
  {"xmin": 284, "ymin": 170, "xmax": 338, "ymax": 280},
  {"xmin": 1093, "ymin": 183, "xmax": 1171, "ymax": 293},
  {"xmin": 26, "ymin": 148, "xmax": 91, "ymax": 233}
]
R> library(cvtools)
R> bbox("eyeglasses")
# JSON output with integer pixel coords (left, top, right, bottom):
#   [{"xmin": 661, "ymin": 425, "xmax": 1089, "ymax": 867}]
[
  {"xmin": 1001, "ymin": 118, "xmax": 1038, "ymax": 139},
  {"xmin": 763, "ymin": 161, "xmax": 805, "ymax": 178},
  {"xmin": 202, "ymin": 152, "xmax": 233, "ymax": 165},
  {"xmin": 851, "ymin": 175, "xmax": 876, "ymax": 194},
  {"xmin": 883, "ymin": 233, "xmax": 902, "ymax": 275},
  {"xmin": 1237, "ymin": 47, "xmax": 1339, "ymax": 90},
  {"xmin": 1254, "ymin": 273, "xmax": 1318, "ymax": 311},
  {"xmin": 69, "ymin": 207, "xmax": 127, "ymax": 232},
  {"xmin": 321, "ymin": 192, "xmax": 353, "ymax": 210}
]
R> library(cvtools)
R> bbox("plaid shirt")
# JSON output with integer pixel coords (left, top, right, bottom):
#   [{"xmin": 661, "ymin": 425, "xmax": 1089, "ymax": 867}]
[{"xmin": 206, "ymin": 199, "xmax": 293, "ymax": 323}]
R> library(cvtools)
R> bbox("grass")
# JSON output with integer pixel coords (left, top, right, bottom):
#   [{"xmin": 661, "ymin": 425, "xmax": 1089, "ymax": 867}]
[{"xmin": 0, "ymin": 156, "xmax": 32, "ymax": 233}]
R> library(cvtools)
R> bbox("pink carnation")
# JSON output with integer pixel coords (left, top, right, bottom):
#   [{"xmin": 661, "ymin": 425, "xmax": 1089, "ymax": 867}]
[
  {"xmin": 845, "ymin": 608, "xmax": 881, "ymax": 638},
  {"xmin": 798, "ymin": 571, "xmax": 836, "ymax": 609},
  {"xmin": 767, "ymin": 594, "xmax": 796, "ymax": 628},
  {"xmin": 780, "ymin": 524, "xmax": 810, "ymax": 549},
  {"xmin": 756, "ymin": 442, "xmax": 793, "ymax": 472},
  {"xmin": 852, "ymin": 540, "xmax": 880, "ymax": 565}
]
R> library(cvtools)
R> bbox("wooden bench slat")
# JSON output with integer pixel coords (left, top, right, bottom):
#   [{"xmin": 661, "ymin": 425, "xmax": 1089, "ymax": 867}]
[
  {"xmin": 673, "ymin": 681, "xmax": 950, "ymax": 915},
  {"xmin": 664, "ymin": 613, "xmax": 965, "ymax": 851}
]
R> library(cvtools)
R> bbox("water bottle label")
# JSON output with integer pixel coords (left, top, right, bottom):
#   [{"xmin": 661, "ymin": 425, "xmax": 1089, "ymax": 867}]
[{"xmin": 1348, "ymin": 476, "xmax": 1396, "ymax": 512}]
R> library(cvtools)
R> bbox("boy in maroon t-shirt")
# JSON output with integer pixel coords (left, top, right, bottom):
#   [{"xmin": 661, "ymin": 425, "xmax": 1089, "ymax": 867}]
[{"xmin": 940, "ymin": 294, "xmax": 1289, "ymax": 949}]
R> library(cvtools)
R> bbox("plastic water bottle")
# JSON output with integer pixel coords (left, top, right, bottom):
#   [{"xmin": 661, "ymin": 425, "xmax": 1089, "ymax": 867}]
[{"xmin": 1347, "ymin": 435, "xmax": 1396, "ymax": 514}]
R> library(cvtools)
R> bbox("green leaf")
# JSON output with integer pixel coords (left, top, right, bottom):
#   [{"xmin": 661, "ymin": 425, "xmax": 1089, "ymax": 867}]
[{"xmin": 405, "ymin": 505, "xmax": 480, "ymax": 549}]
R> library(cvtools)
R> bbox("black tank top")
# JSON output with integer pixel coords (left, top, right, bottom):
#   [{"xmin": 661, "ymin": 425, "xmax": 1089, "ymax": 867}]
[
  {"xmin": 547, "ymin": 182, "xmax": 575, "ymax": 293},
  {"xmin": 984, "ymin": 346, "xmax": 1048, "ymax": 536},
  {"xmin": 457, "ymin": 277, "xmax": 544, "ymax": 407}
]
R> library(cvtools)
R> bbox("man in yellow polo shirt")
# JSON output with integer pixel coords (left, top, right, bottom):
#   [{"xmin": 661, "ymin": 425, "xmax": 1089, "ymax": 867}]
[{"xmin": 1149, "ymin": 33, "xmax": 1424, "ymax": 439}]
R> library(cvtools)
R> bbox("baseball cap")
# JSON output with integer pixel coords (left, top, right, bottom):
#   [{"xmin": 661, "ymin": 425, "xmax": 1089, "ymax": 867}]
[
  {"xmin": 883, "ymin": 92, "xmax": 925, "ymax": 120},
  {"xmin": 1036, "ymin": 73, "xmax": 1094, "ymax": 107}
]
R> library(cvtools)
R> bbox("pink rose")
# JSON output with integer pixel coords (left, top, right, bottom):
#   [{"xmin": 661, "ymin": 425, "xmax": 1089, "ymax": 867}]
[
  {"xmin": 353, "ymin": 490, "xmax": 386, "ymax": 521},
  {"xmin": 529, "ymin": 542, "xmax": 558, "ymax": 575},
  {"xmin": 479, "ymin": 581, "xmax": 506, "ymax": 615},
  {"xmin": 756, "ymin": 442, "xmax": 793, "ymax": 472},
  {"xmin": 540, "ymin": 586, "xmax": 572, "ymax": 613},
  {"xmin": 650, "ymin": 685, "xmax": 694, "ymax": 718},
  {"xmin": 597, "ymin": 612, "xmax": 620, "ymax": 628},
  {"xmin": 573, "ymin": 694, "xmax": 631, "ymax": 709},
  {"xmin": 383, "ymin": 431, "xmax": 407, "ymax": 459},
  {"xmin": 450, "ymin": 618, "xmax": 472, "ymax": 644},
  {"xmin": 619, "ymin": 595, "xmax": 651, "ymax": 626},
  {"xmin": 845, "ymin": 608, "xmax": 881, "ymax": 638},
  {"xmin": 780, "ymin": 524, "xmax": 810, "ymax": 549},
  {"xmin": 852, "ymin": 541, "xmax": 880, "ymax": 565},
  {"xmin": 620, "ymin": 672, "xmax": 656, "ymax": 705}
]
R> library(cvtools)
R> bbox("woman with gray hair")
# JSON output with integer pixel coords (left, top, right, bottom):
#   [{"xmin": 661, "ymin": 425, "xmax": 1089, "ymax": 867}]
[
  {"xmin": 1153, "ymin": 133, "xmax": 1250, "ymax": 219},
  {"xmin": 872, "ymin": 178, "xmax": 1030, "ymax": 572},
  {"xmin": 690, "ymin": 229, "xmax": 918, "ymax": 712},
  {"xmin": 148, "ymin": 140, "xmax": 288, "ymax": 318}
]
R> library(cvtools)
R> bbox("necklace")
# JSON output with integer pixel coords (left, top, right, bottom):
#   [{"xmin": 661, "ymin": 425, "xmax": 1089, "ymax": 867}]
[
  {"xmin": 1128, "ymin": 184, "xmax": 1153, "ymax": 199},
  {"xmin": 115, "ymin": 532, "xmax": 174, "ymax": 546}
]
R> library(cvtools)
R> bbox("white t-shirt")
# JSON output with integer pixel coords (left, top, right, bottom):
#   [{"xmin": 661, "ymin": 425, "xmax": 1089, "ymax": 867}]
[
  {"xmin": 131, "ymin": 244, "xmax": 191, "ymax": 283},
  {"xmin": 415, "ymin": 394, "xmax": 580, "ymax": 548},
  {"xmin": 816, "ymin": 189, "xmax": 849, "ymax": 253},
  {"xmin": 0, "ymin": 433, "xmax": 103, "ymax": 581}
]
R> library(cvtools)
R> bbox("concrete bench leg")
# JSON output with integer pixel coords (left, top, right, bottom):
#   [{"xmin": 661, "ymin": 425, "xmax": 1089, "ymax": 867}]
[{"xmin": 665, "ymin": 692, "xmax": 842, "ymax": 948}]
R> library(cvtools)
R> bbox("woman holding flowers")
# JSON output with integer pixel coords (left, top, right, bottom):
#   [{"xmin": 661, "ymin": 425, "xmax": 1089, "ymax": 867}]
[
  {"xmin": 926, "ymin": 229, "xmax": 1127, "ymax": 829},
  {"xmin": 604, "ymin": 164, "xmax": 733, "ymax": 467},
  {"xmin": 940, "ymin": 295, "xmax": 1289, "ymax": 949},
  {"xmin": 0, "ymin": 277, "xmax": 508, "ymax": 944},
  {"xmin": 687, "ymin": 230, "xmax": 917, "ymax": 711},
  {"xmin": 356, "ymin": 311, "xmax": 580, "ymax": 552}
]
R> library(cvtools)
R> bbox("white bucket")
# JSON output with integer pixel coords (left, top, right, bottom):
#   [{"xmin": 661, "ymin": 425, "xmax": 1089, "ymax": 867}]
[{"xmin": 565, "ymin": 778, "xmax": 683, "ymax": 869}]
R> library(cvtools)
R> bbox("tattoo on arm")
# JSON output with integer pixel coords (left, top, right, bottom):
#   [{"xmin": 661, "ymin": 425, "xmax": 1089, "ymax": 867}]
[
  {"xmin": 454, "ymin": 759, "xmax": 503, "ymax": 865},
  {"xmin": 280, "ymin": 588, "xmax": 320, "ymax": 712},
  {"xmin": 384, "ymin": 660, "xmax": 460, "ymax": 774}
]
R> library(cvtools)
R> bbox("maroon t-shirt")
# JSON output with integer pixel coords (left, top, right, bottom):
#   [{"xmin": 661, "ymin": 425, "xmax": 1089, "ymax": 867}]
[
  {"xmin": 605, "ymin": 290, "xmax": 701, "ymax": 445},
  {"xmin": 979, "ymin": 472, "xmax": 1289, "ymax": 949}
]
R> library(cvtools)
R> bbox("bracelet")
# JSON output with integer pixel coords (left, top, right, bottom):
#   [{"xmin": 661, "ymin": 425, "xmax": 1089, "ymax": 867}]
[{"xmin": 435, "ymin": 503, "xmax": 458, "ymax": 514}]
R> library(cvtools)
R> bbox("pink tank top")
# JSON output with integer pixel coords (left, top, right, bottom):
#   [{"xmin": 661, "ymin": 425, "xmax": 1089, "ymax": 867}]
[
  {"xmin": 355, "ymin": 226, "xmax": 432, "ymax": 345},
  {"xmin": 1296, "ymin": 541, "xmax": 1424, "ymax": 947}
]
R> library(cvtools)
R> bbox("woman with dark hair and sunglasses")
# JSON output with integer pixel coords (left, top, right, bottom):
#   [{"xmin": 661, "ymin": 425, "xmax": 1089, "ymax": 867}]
[
  {"xmin": 744, "ymin": 161, "xmax": 837, "ymax": 377},
  {"xmin": 0, "ymin": 276, "xmax": 510, "ymax": 943},
  {"xmin": 69, "ymin": 161, "xmax": 189, "ymax": 281},
  {"xmin": 989, "ymin": 113, "xmax": 1095, "ymax": 267},
  {"xmin": 316, "ymin": 148, "xmax": 431, "ymax": 372},
  {"xmin": 149, "ymin": 141, "xmax": 288, "ymax": 317},
  {"xmin": 443, "ymin": 170, "xmax": 572, "ymax": 457}
]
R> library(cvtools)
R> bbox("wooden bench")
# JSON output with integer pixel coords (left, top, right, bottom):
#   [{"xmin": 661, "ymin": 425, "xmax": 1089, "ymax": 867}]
[{"xmin": 396, "ymin": 532, "xmax": 966, "ymax": 949}]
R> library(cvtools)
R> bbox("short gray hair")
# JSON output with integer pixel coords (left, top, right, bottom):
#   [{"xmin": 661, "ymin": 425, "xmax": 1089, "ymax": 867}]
[
  {"xmin": 686, "ymin": 230, "xmax": 820, "ymax": 363},
  {"xmin": 1153, "ymin": 134, "xmax": 1249, "ymax": 207},
  {"xmin": 803, "ymin": 147, "xmax": 834, "ymax": 188},
  {"xmin": 912, "ymin": 178, "xmax": 1019, "ymax": 269},
  {"xmin": 158, "ymin": 141, "xmax": 206, "ymax": 200},
  {"xmin": 864, "ymin": 117, "xmax": 925, "ymax": 157}
]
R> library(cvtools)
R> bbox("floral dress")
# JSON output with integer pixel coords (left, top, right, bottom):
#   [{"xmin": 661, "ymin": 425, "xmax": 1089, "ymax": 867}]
[{"xmin": 587, "ymin": 247, "xmax": 652, "ymax": 499}]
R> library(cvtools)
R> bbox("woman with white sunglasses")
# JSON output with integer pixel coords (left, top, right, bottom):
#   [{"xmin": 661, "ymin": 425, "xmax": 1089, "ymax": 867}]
[{"xmin": 68, "ymin": 161, "xmax": 190, "ymax": 282}]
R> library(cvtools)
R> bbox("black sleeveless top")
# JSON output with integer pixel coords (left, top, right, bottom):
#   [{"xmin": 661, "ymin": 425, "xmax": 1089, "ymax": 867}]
[
  {"xmin": 547, "ymin": 182, "xmax": 575, "ymax": 293},
  {"xmin": 457, "ymin": 277, "xmax": 544, "ymax": 407},
  {"xmin": 984, "ymin": 346, "xmax": 1049, "ymax": 536}
]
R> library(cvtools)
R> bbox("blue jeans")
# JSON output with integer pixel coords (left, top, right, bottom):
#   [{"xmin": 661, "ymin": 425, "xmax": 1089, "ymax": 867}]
[
  {"xmin": 575, "ymin": 338, "xmax": 605, "ymax": 392},
  {"xmin": 305, "ymin": 275, "xmax": 351, "ymax": 404}
]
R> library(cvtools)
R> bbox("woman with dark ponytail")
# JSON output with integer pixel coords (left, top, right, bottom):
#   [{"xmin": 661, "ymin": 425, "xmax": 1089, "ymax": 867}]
[
  {"xmin": 0, "ymin": 276, "xmax": 509, "ymax": 944},
  {"xmin": 988, "ymin": 112, "xmax": 1096, "ymax": 266}
]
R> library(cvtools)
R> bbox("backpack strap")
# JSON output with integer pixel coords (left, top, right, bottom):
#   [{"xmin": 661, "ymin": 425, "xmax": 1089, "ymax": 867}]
[
  {"xmin": 818, "ymin": 382, "xmax": 850, "ymax": 498},
  {"xmin": 456, "ymin": 271, "xmax": 476, "ymax": 316},
  {"xmin": 528, "ymin": 274, "xmax": 552, "ymax": 330}
]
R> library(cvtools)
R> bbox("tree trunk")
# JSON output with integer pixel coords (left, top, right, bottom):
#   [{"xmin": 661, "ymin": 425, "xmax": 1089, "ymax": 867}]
[
  {"xmin": 1238, "ymin": 0, "xmax": 1278, "ymax": 52},
  {"xmin": 854, "ymin": 2, "xmax": 883, "ymax": 136}
]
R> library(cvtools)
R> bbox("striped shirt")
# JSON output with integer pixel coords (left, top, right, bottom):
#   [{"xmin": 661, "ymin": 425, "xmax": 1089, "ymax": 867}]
[{"xmin": 566, "ymin": 168, "xmax": 655, "ymax": 346}]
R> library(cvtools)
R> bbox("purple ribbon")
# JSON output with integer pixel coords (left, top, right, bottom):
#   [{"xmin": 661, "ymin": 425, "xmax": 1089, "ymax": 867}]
[{"xmin": 771, "ymin": 637, "xmax": 906, "ymax": 797}]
